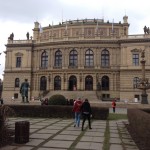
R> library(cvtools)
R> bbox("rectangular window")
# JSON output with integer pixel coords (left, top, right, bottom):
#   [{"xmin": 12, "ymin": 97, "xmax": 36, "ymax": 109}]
[
  {"xmin": 16, "ymin": 57, "xmax": 21, "ymax": 68},
  {"xmin": 14, "ymin": 93, "xmax": 18, "ymax": 99},
  {"xmin": 134, "ymin": 95, "xmax": 140, "ymax": 101},
  {"xmin": 132, "ymin": 54, "xmax": 139, "ymax": 66}
]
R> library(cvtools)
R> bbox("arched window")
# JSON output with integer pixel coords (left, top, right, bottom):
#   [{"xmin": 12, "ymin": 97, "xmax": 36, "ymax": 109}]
[
  {"xmin": 41, "ymin": 51, "xmax": 48, "ymax": 68},
  {"xmin": 55, "ymin": 50, "xmax": 62, "ymax": 67},
  {"xmin": 40, "ymin": 76, "xmax": 47, "ymax": 91},
  {"xmin": 101, "ymin": 76, "xmax": 109, "ymax": 90},
  {"xmin": 101, "ymin": 49, "xmax": 109, "ymax": 67},
  {"xmin": 133, "ymin": 77, "xmax": 139, "ymax": 88},
  {"xmin": 85, "ymin": 75, "xmax": 93, "ymax": 90},
  {"xmin": 85, "ymin": 49, "xmax": 94, "ymax": 67},
  {"xmin": 69, "ymin": 49, "xmax": 78, "ymax": 67},
  {"xmin": 54, "ymin": 76, "xmax": 61, "ymax": 90},
  {"xmin": 15, "ymin": 78, "xmax": 20, "ymax": 87}
]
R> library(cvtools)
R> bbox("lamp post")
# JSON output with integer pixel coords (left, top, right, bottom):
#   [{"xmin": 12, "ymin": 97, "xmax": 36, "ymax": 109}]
[{"xmin": 136, "ymin": 50, "xmax": 150, "ymax": 104}]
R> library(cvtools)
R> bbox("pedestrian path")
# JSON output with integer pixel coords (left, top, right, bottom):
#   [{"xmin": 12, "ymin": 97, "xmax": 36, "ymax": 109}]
[{"xmin": 1, "ymin": 117, "xmax": 138, "ymax": 150}]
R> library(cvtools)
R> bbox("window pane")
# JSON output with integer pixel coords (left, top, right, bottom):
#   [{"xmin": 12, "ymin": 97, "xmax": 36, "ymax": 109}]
[
  {"xmin": 69, "ymin": 50, "xmax": 78, "ymax": 66},
  {"xmin": 101, "ymin": 49, "xmax": 109, "ymax": 67},
  {"xmin": 16, "ymin": 57, "xmax": 21, "ymax": 68},
  {"xmin": 85, "ymin": 49, "xmax": 94, "ymax": 66},
  {"xmin": 132, "ymin": 54, "xmax": 139, "ymax": 66},
  {"xmin": 41, "ymin": 51, "xmax": 48, "ymax": 68},
  {"xmin": 55, "ymin": 50, "xmax": 62, "ymax": 67}
]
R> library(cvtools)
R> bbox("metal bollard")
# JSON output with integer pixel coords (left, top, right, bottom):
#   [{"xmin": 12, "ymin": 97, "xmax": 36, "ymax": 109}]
[{"xmin": 15, "ymin": 121, "xmax": 30, "ymax": 144}]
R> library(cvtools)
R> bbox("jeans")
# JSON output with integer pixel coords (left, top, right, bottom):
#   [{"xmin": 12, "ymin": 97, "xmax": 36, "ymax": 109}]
[{"xmin": 74, "ymin": 112, "xmax": 81, "ymax": 127}]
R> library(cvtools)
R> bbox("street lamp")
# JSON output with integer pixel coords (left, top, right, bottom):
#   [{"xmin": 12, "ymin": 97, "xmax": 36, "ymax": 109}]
[{"xmin": 136, "ymin": 49, "xmax": 150, "ymax": 104}]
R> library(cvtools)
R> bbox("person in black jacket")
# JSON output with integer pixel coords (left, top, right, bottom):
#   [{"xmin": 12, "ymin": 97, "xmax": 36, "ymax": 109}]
[{"xmin": 81, "ymin": 98, "xmax": 92, "ymax": 131}]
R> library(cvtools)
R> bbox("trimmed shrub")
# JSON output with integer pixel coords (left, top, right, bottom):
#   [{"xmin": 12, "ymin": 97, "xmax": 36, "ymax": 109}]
[
  {"xmin": 0, "ymin": 105, "xmax": 15, "ymax": 147},
  {"xmin": 7, "ymin": 105, "xmax": 109, "ymax": 120},
  {"xmin": 127, "ymin": 108, "xmax": 150, "ymax": 148},
  {"xmin": 48, "ymin": 94, "xmax": 67, "ymax": 105}
]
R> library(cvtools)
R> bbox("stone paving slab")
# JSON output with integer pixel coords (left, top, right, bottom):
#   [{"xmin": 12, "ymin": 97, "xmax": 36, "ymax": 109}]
[
  {"xmin": 84, "ymin": 131, "xmax": 105, "ymax": 137},
  {"xmin": 30, "ymin": 125, "xmax": 45, "ymax": 129},
  {"xmin": 2, "ymin": 117, "xmax": 140, "ymax": 150},
  {"xmin": 110, "ymin": 133, "xmax": 120, "ymax": 138},
  {"xmin": 14, "ymin": 146, "xmax": 34, "ymax": 150},
  {"xmin": 75, "ymin": 141, "xmax": 103, "ymax": 150},
  {"xmin": 80, "ymin": 136, "xmax": 104, "ymax": 143},
  {"xmin": 46, "ymin": 126, "xmax": 64, "ymax": 130},
  {"xmin": 36, "ymin": 129, "xmax": 59, "ymax": 134},
  {"xmin": 43, "ymin": 140, "xmax": 73, "ymax": 148},
  {"xmin": 30, "ymin": 133, "xmax": 53, "ymax": 139},
  {"xmin": 25, "ymin": 139, "xmax": 45, "ymax": 146},
  {"xmin": 124, "ymin": 145, "xmax": 139, "ymax": 150},
  {"xmin": 110, "ymin": 144, "xmax": 124, "ymax": 150},
  {"xmin": 37, "ymin": 148, "xmax": 67, "ymax": 150},
  {"xmin": 53, "ymin": 134, "xmax": 77, "ymax": 140},
  {"xmin": 60, "ymin": 130, "xmax": 81, "ymax": 135},
  {"xmin": 109, "ymin": 137, "xmax": 122, "ymax": 144}
]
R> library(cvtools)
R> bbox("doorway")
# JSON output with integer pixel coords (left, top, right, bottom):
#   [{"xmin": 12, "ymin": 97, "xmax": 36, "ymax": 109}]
[{"xmin": 69, "ymin": 75, "xmax": 77, "ymax": 91}]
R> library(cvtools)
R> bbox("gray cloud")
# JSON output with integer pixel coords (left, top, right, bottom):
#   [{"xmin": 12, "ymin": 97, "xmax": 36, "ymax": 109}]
[{"xmin": 0, "ymin": 0, "xmax": 63, "ymax": 22}]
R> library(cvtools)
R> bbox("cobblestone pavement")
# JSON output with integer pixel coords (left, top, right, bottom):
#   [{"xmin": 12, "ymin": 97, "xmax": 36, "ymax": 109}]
[{"xmin": 1, "ymin": 116, "xmax": 139, "ymax": 150}]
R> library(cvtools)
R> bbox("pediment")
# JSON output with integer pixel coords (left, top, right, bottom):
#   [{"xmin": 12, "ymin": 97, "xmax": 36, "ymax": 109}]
[
  {"xmin": 15, "ymin": 52, "xmax": 23, "ymax": 56},
  {"xmin": 131, "ymin": 48, "xmax": 141, "ymax": 53}
]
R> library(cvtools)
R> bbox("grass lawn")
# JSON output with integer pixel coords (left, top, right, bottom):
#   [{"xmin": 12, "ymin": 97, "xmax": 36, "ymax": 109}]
[{"xmin": 108, "ymin": 113, "xmax": 128, "ymax": 120}]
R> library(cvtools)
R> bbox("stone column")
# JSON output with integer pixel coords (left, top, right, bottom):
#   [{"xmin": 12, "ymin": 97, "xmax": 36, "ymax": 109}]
[
  {"xmin": 93, "ymin": 74, "xmax": 97, "ymax": 90},
  {"xmin": 50, "ymin": 74, "xmax": 53, "ymax": 90},
  {"xmin": 51, "ymin": 49, "xmax": 54, "ymax": 68},
  {"xmin": 80, "ymin": 48, "xmax": 84, "ymax": 69}
]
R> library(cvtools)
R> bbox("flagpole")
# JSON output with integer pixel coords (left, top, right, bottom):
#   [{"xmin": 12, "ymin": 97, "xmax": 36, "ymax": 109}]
[
  {"xmin": 52, "ymin": 21, "xmax": 53, "ymax": 37},
  {"xmin": 112, "ymin": 19, "xmax": 114, "ymax": 33},
  {"xmin": 65, "ymin": 20, "xmax": 68, "ymax": 34}
]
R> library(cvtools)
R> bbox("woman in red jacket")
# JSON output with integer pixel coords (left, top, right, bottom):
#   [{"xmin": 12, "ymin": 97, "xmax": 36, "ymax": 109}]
[{"xmin": 72, "ymin": 98, "xmax": 83, "ymax": 127}]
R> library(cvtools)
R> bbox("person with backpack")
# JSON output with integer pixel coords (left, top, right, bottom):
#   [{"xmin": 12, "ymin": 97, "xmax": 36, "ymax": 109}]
[
  {"xmin": 80, "ymin": 98, "xmax": 92, "ymax": 131},
  {"xmin": 112, "ymin": 99, "xmax": 116, "ymax": 113}
]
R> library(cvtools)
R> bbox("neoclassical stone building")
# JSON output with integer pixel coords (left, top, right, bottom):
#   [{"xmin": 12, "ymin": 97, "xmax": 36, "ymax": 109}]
[{"xmin": 2, "ymin": 15, "xmax": 150, "ymax": 103}]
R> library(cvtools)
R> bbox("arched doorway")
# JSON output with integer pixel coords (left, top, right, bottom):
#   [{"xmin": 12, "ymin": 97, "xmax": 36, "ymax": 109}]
[
  {"xmin": 69, "ymin": 75, "xmax": 77, "ymax": 91},
  {"xmin": 85, "ymin": 75, "xmax": 93, "ymax": 90}
]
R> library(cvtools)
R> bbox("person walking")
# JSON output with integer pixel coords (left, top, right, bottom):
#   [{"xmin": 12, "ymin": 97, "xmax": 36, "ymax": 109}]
[
  {"xmin": 112, "ymin": 99, "xmax": 116, "ymax": 113},
  {"xmin": 72, "ymin": 97, "xmax": 82, "ymax": 127},
  {"xmin": 81, "ymin": 98, "xmax": 92, "ymax": 131}
]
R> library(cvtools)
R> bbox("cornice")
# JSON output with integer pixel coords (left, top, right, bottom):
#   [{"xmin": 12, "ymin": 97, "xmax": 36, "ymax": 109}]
[
  {"xmin": 6, "ymin": 43, "xmax": 33, "ymax": 48},
  {"xmin": 5, "ymin": 37, "xmax": 150, "ymax": 48}
]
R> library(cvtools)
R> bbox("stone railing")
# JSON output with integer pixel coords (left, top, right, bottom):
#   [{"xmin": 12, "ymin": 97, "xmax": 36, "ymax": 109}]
[
  {"xmin": 7, "ymin": 39, "xmax": 33, "ymax": 44},
  {"xmin": 7, "ymin": 34, "xmax": 150, "ymax": 44}
]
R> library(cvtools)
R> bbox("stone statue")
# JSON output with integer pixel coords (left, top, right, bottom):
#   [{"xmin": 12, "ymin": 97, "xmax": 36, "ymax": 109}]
[
  {"xmin": 8, "ymin": 32, "xmax": 14, "ymax": 40},
  {"xmin": 141, "ymin": 49, "xmax": 145, "ymax": 58},
  {"xmin": 144, "ymin": 26, "xmax": 149, "ymax": 34},
  {"xmin": 26, "ymin": 32, "xmax": 29, "ymax": 40},
  {"xmin": 20, "ymin": 79, "xmax": 30, "ymax": 103}
]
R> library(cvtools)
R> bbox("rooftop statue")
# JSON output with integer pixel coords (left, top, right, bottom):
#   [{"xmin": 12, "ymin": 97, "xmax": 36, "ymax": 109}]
[{"xmin": 144, "ymin": 26, "xmax": 149, "ymax": 34}]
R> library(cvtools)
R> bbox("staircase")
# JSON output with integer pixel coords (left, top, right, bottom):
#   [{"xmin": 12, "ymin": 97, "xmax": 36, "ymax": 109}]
[{"xmin": 44, "ymin": 91, "xmax": 100, "ymax": 103}]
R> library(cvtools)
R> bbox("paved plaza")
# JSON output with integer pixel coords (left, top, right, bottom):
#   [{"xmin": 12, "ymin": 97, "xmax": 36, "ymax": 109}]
[{"xmin": 1, "ymin": 114, "xmax": 139, "ymax": 150}]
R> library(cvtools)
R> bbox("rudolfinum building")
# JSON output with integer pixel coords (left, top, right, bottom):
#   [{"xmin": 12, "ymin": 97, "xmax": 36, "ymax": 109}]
[{"xmin": 2, "ymin": 15, "xmax": 150, "ymax": 103}]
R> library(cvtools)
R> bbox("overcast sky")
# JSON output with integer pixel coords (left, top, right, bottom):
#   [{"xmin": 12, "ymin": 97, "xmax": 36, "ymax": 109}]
[{"xmin": 0, "ymin": 0, "xmax": 150, "ymax": 79}]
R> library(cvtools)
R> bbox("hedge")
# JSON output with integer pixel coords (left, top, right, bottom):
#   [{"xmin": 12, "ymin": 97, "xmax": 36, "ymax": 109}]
[
  {"xmin": 6, "ymin": 105, "xmax": 109, "ymax": 120},
  {"xmin": 127, "ymin": 108, "xmax": 150, "ymax": 147}
]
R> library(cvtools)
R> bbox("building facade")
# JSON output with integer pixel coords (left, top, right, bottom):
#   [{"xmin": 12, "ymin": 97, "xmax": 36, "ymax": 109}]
[{"xmin": 2, "ymin": 15, "xmax": 150, "ymax": 103}]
